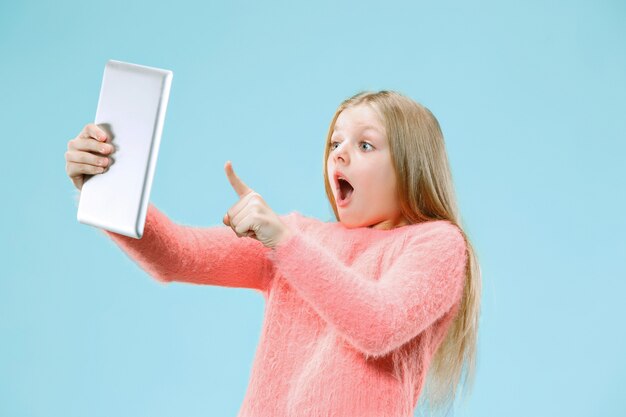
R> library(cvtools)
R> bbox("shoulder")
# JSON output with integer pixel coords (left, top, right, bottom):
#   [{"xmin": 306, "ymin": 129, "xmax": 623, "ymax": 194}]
[
  {"xmin": 402, "ymin": 219, "xmax": 466, "ymax": 255},
  {"xmin": 400, "ymin": 221, "xmax": 468, "ymax": 285}
]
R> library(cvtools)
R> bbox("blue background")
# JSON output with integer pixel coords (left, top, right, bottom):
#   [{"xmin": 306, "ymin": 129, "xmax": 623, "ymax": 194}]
[{"xmin": 1, "ymin": 0, "xmax": 625, "ymax": 416}]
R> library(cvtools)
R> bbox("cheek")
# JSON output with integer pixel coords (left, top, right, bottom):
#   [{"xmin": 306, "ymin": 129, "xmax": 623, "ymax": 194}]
[
  {"xmin": 369, "ymin": 170, "xmax": 398, "ymax": 206},
  {"xmin": 359, "ymin": 170, "xmax": 394, "ymax": 198}
]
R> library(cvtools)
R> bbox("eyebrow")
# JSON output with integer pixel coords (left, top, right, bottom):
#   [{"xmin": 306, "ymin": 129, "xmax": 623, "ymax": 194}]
[{"xmin": 332, "ymin": 126, "xmax": 382, "ymax": 136}]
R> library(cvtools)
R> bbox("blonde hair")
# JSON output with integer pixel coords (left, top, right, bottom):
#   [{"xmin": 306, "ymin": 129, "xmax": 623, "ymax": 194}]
[{"xmin": 322, "ymin": 90, "xmax": 482, "ymax": 415}]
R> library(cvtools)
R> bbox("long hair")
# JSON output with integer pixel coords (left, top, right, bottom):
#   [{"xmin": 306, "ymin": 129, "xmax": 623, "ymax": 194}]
[{"xmin": 322, "ymin": 90, "xmax": 481, "ymax": 415}]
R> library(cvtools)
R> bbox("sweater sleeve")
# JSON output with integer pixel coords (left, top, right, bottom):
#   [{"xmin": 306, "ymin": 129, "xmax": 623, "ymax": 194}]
[
  {"xmin": 100, "ymin": 202, "xmax": 274, "ymax": 293},
  {"xmin": 266, "ymin": 221, "xmax": 468, "ymax": 358}
]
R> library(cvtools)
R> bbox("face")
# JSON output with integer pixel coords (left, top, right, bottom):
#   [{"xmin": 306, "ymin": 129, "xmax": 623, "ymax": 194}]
[{"xmin": 326, "ymin": 103, "xmax": 409, "ymax": 230}]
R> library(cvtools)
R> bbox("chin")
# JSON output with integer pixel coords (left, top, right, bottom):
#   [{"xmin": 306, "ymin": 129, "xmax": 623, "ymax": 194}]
[
  {"xmin": 338, "ymin": 219, "xmax": 353, "ymax": 228},
  {"xmin": 338, "ymin": 217, "xmax": 358, "ymax": 229},
  {"xmin": 338, "ymin": 216, "xmax": 371, "ymax": 229},
  {"xmin": 343, "ymin": 215, "xmax": 395, "ymax": 230}
]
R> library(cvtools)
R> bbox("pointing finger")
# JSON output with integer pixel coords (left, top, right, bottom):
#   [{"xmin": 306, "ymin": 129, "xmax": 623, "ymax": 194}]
[{"xmin": 225, "ymin": 160, "xmax": 253, "ymax": 197}]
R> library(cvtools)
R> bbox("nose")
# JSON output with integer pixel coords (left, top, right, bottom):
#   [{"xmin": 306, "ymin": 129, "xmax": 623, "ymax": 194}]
[{"xmin": 332, "ymin": 142, "xmax": 349, "ymax": 165}]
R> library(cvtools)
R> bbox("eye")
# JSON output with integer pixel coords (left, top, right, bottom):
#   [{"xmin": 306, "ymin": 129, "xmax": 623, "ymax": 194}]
[
  {"xmin": 329, "ymin": 141, "xmax": 373, "ymax": 151},
  {"xmin": 360, "ymin": 142, "xmax": 373, "ymax": 151}
]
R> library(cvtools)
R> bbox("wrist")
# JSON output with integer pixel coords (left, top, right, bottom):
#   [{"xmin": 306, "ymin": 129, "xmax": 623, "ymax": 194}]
[{"xmin": 273, "ymin": 229, "xmax": 294, "ymax": 250}]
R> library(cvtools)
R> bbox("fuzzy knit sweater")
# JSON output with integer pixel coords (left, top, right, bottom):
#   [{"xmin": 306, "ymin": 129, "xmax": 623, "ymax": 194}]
[{"xmin": 100, "ymin": 203, "xmax": 468, "ymax": 417}]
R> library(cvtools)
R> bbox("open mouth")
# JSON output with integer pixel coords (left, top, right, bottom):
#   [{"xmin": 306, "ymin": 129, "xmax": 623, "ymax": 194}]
[{"xmin": 337, "ymin": 178, "xmax": 354, "ymax": 202}]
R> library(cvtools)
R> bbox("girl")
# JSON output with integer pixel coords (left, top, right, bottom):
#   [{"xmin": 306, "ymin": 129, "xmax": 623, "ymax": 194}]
[{"xmin": 65, "ymin": 90, "xmax": 481, "ymax": 417}]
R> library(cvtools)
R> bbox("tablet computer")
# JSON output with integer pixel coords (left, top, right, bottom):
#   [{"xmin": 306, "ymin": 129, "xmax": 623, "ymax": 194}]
[{"xmin": 77, "ymin": 59, "xmax": 173, "ymax": 239}]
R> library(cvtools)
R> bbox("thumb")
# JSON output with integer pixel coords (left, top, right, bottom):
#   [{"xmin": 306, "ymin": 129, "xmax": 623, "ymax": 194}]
[{"xmin": 223, "ymin": 213, "xmax": 230, "ymax": 226}]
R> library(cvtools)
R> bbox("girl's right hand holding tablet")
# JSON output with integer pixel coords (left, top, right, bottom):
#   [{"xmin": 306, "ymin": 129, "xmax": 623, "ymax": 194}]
[{"xmin": 65, "ymin": 123, "xmax": 115, "ymax": 191}]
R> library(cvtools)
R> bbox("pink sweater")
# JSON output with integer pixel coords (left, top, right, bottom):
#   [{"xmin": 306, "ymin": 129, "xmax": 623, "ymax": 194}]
[{"xmin": 101, "ymin": 203, "xmax": 467, "ymax": 417}]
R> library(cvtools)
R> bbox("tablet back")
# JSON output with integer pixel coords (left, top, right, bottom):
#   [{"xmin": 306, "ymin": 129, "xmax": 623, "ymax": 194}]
[{"xmin": 77, "ymin": 59, "xmax": 173, "ymax": 239}]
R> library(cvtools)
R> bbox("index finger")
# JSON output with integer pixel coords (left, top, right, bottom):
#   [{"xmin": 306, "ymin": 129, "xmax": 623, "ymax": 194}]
[
  {"xmin": 225, "ymin": 161, "xmax": 253, "ymax": 197},
  {"xmin": 81, "ymin": 123, "xmax": 108, "ymax": 142}
]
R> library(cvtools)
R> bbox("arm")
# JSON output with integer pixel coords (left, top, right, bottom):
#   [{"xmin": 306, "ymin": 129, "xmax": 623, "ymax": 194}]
[
  {"xmin": 266, "ymin": 222, "xmax": 468, "ymax": 358},
  {"xmin": 100, "ymin": 203, "xmax": 274, "ymax": 292}
]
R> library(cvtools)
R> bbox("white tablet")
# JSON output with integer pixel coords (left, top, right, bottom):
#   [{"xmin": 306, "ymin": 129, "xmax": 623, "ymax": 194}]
[{"xmin": 77, "ymin": 59, "xmax": 173, "ymax": 239}]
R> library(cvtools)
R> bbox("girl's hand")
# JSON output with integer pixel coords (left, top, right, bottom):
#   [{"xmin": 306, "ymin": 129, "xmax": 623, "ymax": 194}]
[
  {"xmin": 222, "ymin": 161, "xmax": 293, "ymax": 249},
  {"xmin": 65, "ymin": 123, "xmax": 115, "ymax": 191}
]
